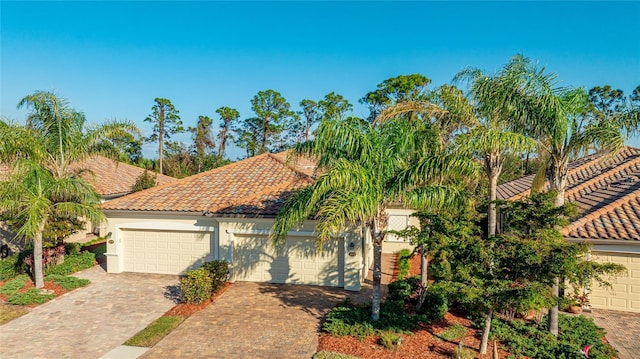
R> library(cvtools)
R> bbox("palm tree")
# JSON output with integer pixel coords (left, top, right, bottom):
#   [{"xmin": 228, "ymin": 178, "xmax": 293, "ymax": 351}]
[
  {"xmin": 498, "ymin": 57, "xmax": 639, "ymax": 335},
  {"xmin": 15, "ymin": 90, "xmax": 141, "ymax": 178},
  {"xmin": 271, "ymin": 116, "xmax": 477, "ymax": 320},
  {"xmin": 0, "ymin": 160, "xmax": 104, "ymax": 288},
  {"xmin": 453, "ymin": 56, "xmax": 537, "ymax": 237}
]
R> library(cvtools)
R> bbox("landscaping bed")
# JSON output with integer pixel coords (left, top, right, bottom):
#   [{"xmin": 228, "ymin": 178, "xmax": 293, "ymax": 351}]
[{"xmin": 316, "ymin": 252, "xmax": 618, "ymax": 359}]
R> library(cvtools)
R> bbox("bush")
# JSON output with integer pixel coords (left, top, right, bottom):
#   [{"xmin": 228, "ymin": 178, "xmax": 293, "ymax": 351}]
[
  {"xmin": 437, "ymin": 323, "xmax": 467, "ymax": 341},
  {"xmin": 388, "ymin": 279, "xmax": 412, "ymax": 302},
  {"xmin": 397, "ymin": 249, "xmax": 411, "ymax": 280},
  {"xmin": 65, "ymin": 242, "xmax": 82, "ymax": 256},
  {"xmin": 0, "ymin": 255, "xmax": 23, "ymax": 280},
  {"xmin": 323, "ymin": 299, "xmax": 424, "ymax": 341},
  {"xmin": 46, "ymin": 274, "xmax": 90, "ymax": 290},
  {"xmin": 180, "ymin": 268, "xmax": 212, "ymax": 304},
  {"xmin": 419, "ymin": 284, "xmax": 448, "ymax": 322},
  {"xmin": 201, "ymin": 260, "xmax": 230, "ymax": 292},
  {"xmin": 7, "ymin": 288, "xmax": 55, "ymax": 305},
  {"xmin": 46, "ymin": 251, "xmax": 95, "ymax": 276},
  {"xmin": 490, "ymin": 314, "xmax": 618, "ymax": 359},
  {"xmin": 0, "ymin": 275, "xmax": 29, "ymax": 295},
  {"xmin": 379, "ymin": 331, "xmax": 403, "ymax": 350}
]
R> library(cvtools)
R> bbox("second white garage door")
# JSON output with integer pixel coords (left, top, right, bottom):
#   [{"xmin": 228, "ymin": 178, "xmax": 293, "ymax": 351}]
[
  {"xmin": 590, "ymin": 251, "xmax": 640, "ymax": 313},
  {"xmin": 123, "ymin": 229, "xmax": 214, "ymax": 275},
  {"xmin": 233, "ymin": 235, "xmax": 344, "ymax": 287}
]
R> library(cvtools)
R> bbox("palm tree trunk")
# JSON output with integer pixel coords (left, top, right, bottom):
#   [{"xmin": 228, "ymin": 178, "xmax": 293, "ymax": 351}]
[
  {"xmin": 549, "ymin": 278, "xmax": 560, "ymax": 336},
  {"xmin": 416, "ymin": 245, "xmax": 428, "ymax": 311},
  {"xmin": 480, "ymin": 310, "xmax": 493, "ymax": 354},
  {"xmin": 33, "ymin": 222, "xmax": 46, "ymax": 288},
  {"xmin": 486, "ymin": 153, "xmax": 502, "ymax": 238},
  {"xmin": 420, "ymin": 244, "xmax": 428, "ymax": 287},
  {"xmin": 372, "ymin": 236, "xmax": 382, "ymax": 321}
]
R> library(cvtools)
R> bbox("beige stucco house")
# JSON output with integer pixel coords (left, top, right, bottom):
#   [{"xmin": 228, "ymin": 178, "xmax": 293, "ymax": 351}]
[
  {"xmin": 497, "ymin": 146, "xmax": 640, "ymax": 313},
  {"xmin": 101, "ymin": 152, "xmax": 415, "ymax": 291}
]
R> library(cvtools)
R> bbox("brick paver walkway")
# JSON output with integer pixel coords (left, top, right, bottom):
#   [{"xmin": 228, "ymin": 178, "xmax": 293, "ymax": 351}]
[
  {"xmin": 0, "ymin": 266, "xmax": 178, "ymax": 359},
  {"xmin": 584, "ymin": 309, "xmax": 640, "ymax": 359}
]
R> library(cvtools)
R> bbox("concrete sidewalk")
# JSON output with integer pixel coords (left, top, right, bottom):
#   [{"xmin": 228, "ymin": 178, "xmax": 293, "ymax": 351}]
[{"xmin": 0, "ymin": 266, "xmax": 178, "ymax": 359}]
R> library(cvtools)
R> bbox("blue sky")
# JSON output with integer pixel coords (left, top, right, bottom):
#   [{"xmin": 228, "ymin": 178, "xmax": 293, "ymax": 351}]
[{"xmin": 2, "ymin": 1, "xmax": 639, "ymax": 159}]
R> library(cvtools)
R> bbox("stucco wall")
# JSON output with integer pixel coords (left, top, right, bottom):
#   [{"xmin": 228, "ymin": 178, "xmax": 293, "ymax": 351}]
[{"xmin": 104, "ymin": 212, "xmax": 366, "ymax": 290}]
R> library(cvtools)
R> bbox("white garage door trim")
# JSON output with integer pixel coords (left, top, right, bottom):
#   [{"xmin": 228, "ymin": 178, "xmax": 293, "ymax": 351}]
[{"xmin": 114, "ymin": 222, "xmax": 216, "ymax": 274}]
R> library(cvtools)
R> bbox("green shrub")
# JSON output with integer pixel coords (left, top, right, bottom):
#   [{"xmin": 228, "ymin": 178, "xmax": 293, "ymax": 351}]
[
  {"xmin": 201, "ymin": 260, "xmax": 230, "ymax": 292},
  {"xmin": 7, "ymin": 288, "xmax": 55, "ymax": 305},
  {"xmin": 379, "ymin": 331, "xmax": 403, "ymax": 350},
  {"xmin": 397, "ymin": 249, "xmax": 411, "ymax": 279},
  {"xmin": 46, "ymin": 274, "xmax": 90, "ymax": 290},
  {"xmin": 490, "ymin": 314, "xmax": 618, "ymax": 359},
  {"xmin": 45, "ymin": 251, "xmax": 95, "ymax": 276},
  {"xmin": 0, "ymin": 255, "xmax": 24, "ymax": 281},
  {"xmin": 388, "ymin": 279, "xmax": 412, "ymax": 302},
  {"xmin": 180, "ymin": 268, "xmax": 212, "ymax": 304},
  {"xmin": 0, "ymin": 275, "xmax": 29, "ymax": 295},
  {"xmin": 313, "ymin": 351, "xmax": 361, "ymax": 359},
  {"xmin": 323, "ymin": 299, "xmax": 424, "ymax": 341},
  {"xmin": 65, "ymin": 242, "xmax": 82, "ymax": 256},
  {"xmin": 438, "ymin": 323, "xmax": 467, "ymax": 341},
  {"xmin": 419, "ymin": 284, "xmax": 448, "ymax": 322}
]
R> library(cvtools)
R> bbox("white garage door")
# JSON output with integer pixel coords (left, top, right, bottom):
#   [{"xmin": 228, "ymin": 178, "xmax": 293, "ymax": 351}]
[
  {"xmin": 123, "ymin": 229, "xmax": 214, "ymax": 275},
  {"xmin": 590, "ymin": 252, "xmax": 640, "ymax": 313},
  {"xmin": 233, "ymin": 235, "xmax": 344, "ymax": 287}
]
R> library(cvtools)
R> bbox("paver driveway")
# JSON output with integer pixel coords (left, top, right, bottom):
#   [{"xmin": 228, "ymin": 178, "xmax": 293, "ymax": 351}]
[
  {"xmin": 0, "ymin": 265, "xmax": 178, "ymax": 359},
  {"xmin": 584, "ymin": 309, "xmax": 640, "ymax": 359},
  {"xmin": 141, "ymin": 282, "xmax": 371, "ymax": 359}
]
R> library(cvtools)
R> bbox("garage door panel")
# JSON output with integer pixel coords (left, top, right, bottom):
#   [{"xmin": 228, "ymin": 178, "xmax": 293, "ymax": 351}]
[
  {"xmin": 590, "ymin": 252, "xmax": 640, "ymax": 313},
  {"xmin": 233, "ymin": 235, "xmax": 344, "ymax": 287},
  {"xmin": 123, "ymin": 229, "xmax": 213, "ymax": 275}
]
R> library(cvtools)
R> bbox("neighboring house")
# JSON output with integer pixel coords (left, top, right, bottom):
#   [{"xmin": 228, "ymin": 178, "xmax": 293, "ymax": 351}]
[
  {"xmin": 0, "ymin": 156, "xmax": 176, "ymax": 253},
  {"xmin": 497, "ymin": 146, "xmax": 640, "ymax": 313},
  {"xmin": 101, "ymin": 152, "xmax": 416, "ymax": 291}
]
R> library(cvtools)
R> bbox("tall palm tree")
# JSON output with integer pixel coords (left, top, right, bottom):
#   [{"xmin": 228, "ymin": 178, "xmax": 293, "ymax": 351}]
[
  {"xmin": 0, "ymin": 160, "xmax": 104, "ymax": 288},
  {"xmin": 499, "ymin": 57, "xmax": 639, "ymax": 335},
  {"xmin": 453, "ymin": 56, "xmax": 537, "ymax": 237},
  {"xmin": 271, "ymin": 116, "xmax": 477, "ymax": 320},
  {"xmin": 15, "ymin": 90, "xmax": 141, "ymax": 178}
]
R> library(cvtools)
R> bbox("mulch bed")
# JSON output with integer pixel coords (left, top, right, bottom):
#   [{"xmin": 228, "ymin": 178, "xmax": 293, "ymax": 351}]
[
  {"xmin": 164, "ymin": 282, "xmax": 231, "ymax": 317},
  {"xmin": 317, "ymin": 251, "xmax": 512, "ymax": 358},
  {"xmin": 0, "ymin": 278, "xmax": 68, "ymax": 308}
]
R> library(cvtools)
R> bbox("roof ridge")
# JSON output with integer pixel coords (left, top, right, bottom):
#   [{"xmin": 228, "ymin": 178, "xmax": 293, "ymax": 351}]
[
  {"xmin": 207, "ymin": 176, "xmax": 310, "ymax": 214},
  {"xmin": 90, "ymin": 155, "xmax": 176, "ymax": 181},
  {"xmin": 561, "ymin": 190, "xmax": 640, "ymax": 236},
  {"xmin": 564, "ymin": 154, "xmax": 640, "ymax": 199},
  {"xmin": 102, "ymin": 153, "xmax": 271, "ymax": 208},
  {"xmin": 267, "ymin": 152, "xmax": 315, "ymax": 180}
]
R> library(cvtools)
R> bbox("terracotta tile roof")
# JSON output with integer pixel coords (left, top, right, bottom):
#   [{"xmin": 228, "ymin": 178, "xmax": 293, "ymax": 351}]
[
  {"xmin": 497, "ymin": 146, "xmax": 640, "ymax": 242},
  {"xmin": 69, "ymin": 156, "xmax": 176, "ymax": 197},
  {"xmin": 101, "ymin": 152, "xmax": 315, "ymax": 216}
]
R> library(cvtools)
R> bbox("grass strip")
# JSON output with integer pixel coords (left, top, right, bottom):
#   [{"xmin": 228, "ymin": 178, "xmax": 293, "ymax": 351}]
[
  {"xmin": 124, "ymin": 315, "xmax": 186, "ymax": 347},
  {"xmin": 0, "ymin": 304, "xmax": 29, "ymax": 325}
]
